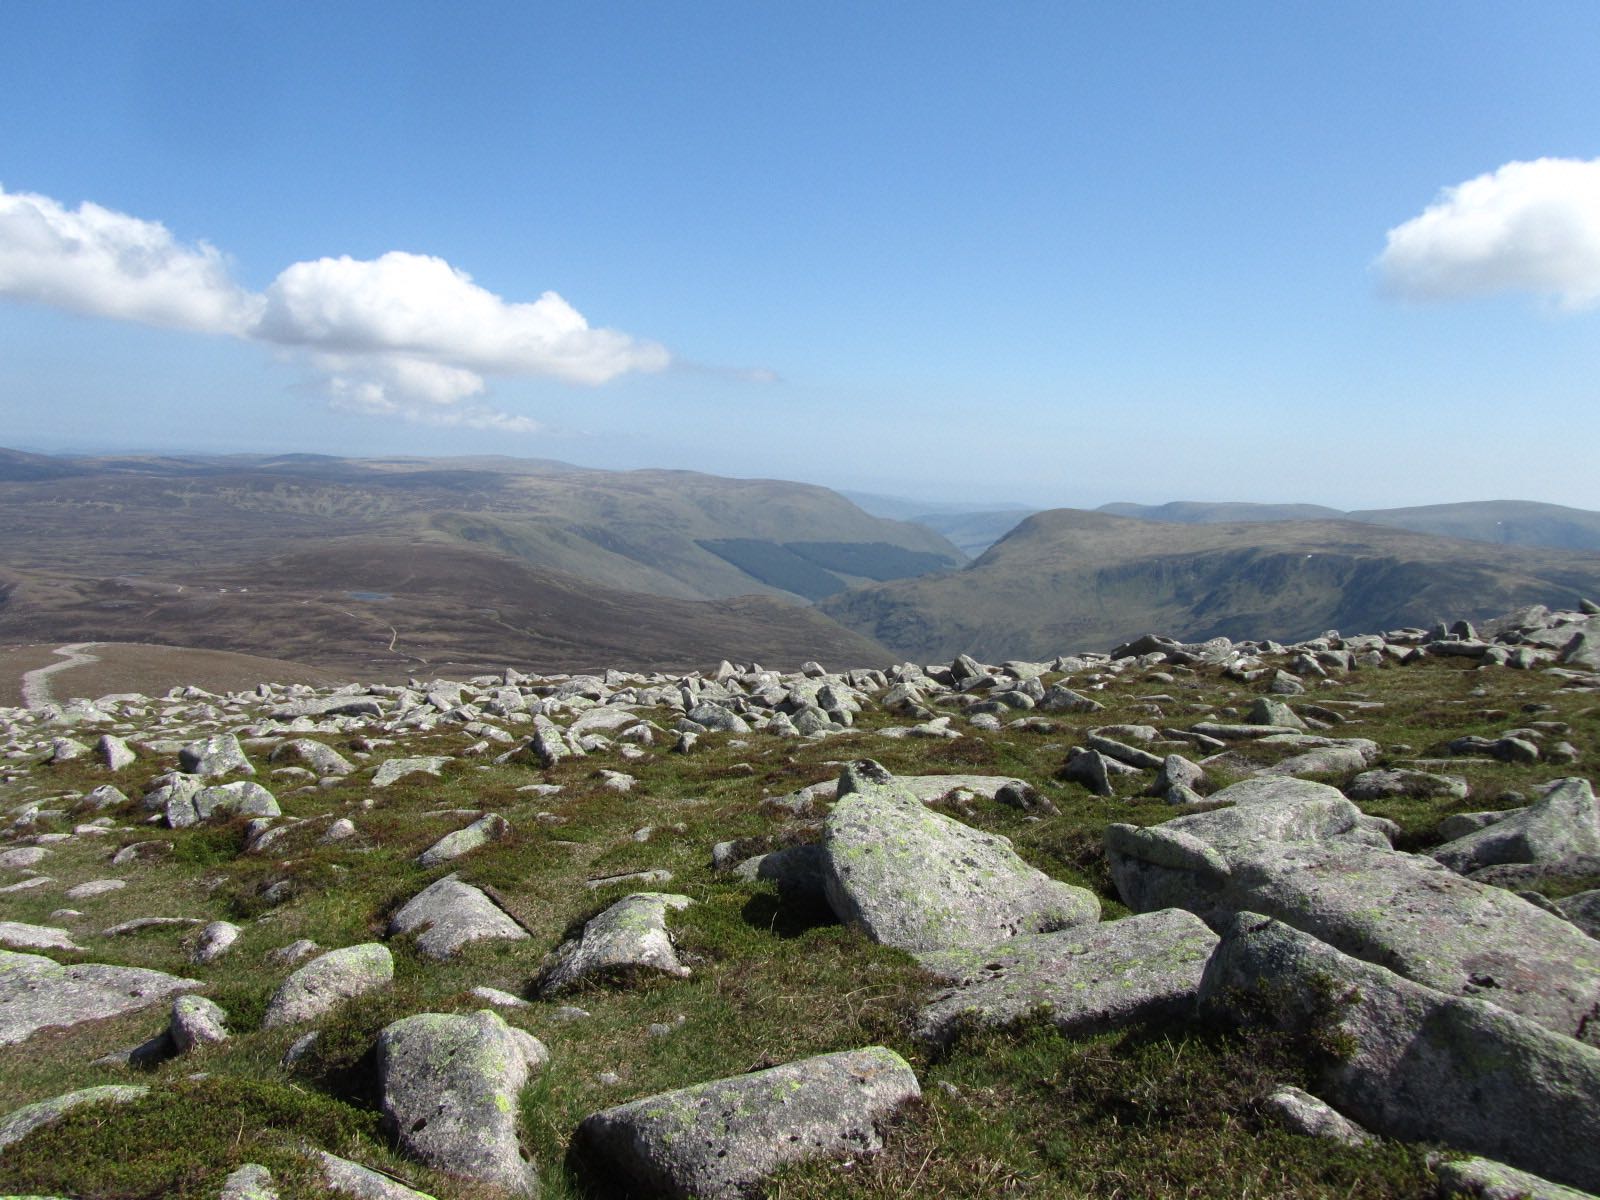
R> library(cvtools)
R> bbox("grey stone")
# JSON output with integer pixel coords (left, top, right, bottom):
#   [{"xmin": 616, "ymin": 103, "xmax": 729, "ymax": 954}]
[
  {"xmin": 377, "ymin": 1009, "xmax": 544, "ymax": 1196},
  {"xmin": 313, "ymin": 1149, "xmax": 440, "ymax": 1199},
  {"xmin": 1253, "ymin": 743, "xmax": 1373, "ymax": 777},
  {"xmin": 1432, "ymin": 777, "xmax": 1600, "ymax": 875},
  {"xmin": 220, "ymin": 1163, "xmax": 280, "ymax": 1200},
  {"xmin": 169, "ymin": 993, "xmax": 229, "ymax": 1052},
  {"xmin": 1086, "ymin": 733, "xmax": 1165, "ymax": 770},
  {"xmin": 538, "ymin": 893, "xmax": 693, "ymax": 996},
  {"xmin": 1199, "ymin": 912, "xmax": 1600, "ymax": 1194},
  {"xmin": 191, "ymin": 920, "xmax": 242, "ymax": 964},
  {"xmin": 1261, "ymin": 1086, "xmax": 1372, "ymax": 1146},
  {"xmin": 1346, "ymin": 769, "xmax": 1468, "ymax": 803},
  {"xmin": 1149, "ymin": 754, "xmax": 1207, "ymax": 799},
  {"xmin": 821, "ymin": 762, "xmax": 1098, "ymax": 955},
  {"xmin": 1558, "ymin": 631, "xmax": 1600, "ymax": 671},
  {"xmin": 1247, "ymin": 698, "xmax": 1307, "ymax": 729},
  {"xmin": 63, "ymin": 878, "xmax": 126, "ymax": 900},
  {"xmin": 0, "ymin": 1085, "xmax": 148, "ymax": 1152},
  {"xmin": 1061, "ymin": 747, "xmax": 1118, "ymax": 796},
  {"xmin": 178, "ymin": 733, "xmax": 254, "ymax": 777},
  {"xmin": 575, "ymin": 1047, "xmax": 920, "ymax": 1200},
  {"xmin": 528, "ymin": 723, "xmax": 570, "ymax": 768},
  {"xmin": 167, "ymin": 780, "xmax": 280, "ymax": 828},
  {"xmin": 1556, "ymin": 890, "xmax": 1600, "ymax": 939},
  {"xmin": 388, "ymin": 874, "xmax": 529, "ymax": 959},
  {"xmin": 1436, "ymin": 1157, "xmax": 1600, "ymax": 1200},
  {"xmin": 0, "ymin": 949, "xmax": 201, "ymax": 1046},
  {"xmin": 96, "ymin": 734, "xmax": 137, "ymax": 771},
  {"xmin": 268, "ymin": 938, "xmax": 321, "ymax": 965},
  {"xmin": 268, "ymin": 738, "xmax": 355, "ymax": 776},
  {"xmin": 0, "ymin": 921, "xmax": 81, "ymax": 951},
  {"xmin": 371, "ymin": 756, "xmax": 450, "ymax": 787},
  {"xmin": 261, "ymin": 943, "xmax": 393, "ymax": 1028},
  {"xmin": 1105, "ymin": 778, "xmax": 1600, "ymax": 1041},
  {"xmin": 1438, "ymin": 809, "xmax": 1522, "ymax": 841},
  {"xmin": 417, "ymin": 813, "xmax": 510, "ymax": 867},
  {"xmin": 914, "ymin": 908, "xmax": 1218, "ymax": 1048},
  {"xmin": 0, "ymin": 845, "xmax": 49, "ymax": 869}
]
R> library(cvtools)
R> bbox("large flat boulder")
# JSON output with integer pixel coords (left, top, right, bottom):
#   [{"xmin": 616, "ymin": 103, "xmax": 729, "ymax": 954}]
[
  {"xmin": 377, "ymin": 1009, "xmax": 545, "ymax": 1196},
  {"xmin": 0, "ymin": 949, "xmax": 201, "ymax": 1046},
  {"xmin": 0, "ymin": 1085, "xmax": 148, "ymax": 1152},
  {"xmin": 387, "ymin": 875, "xmax": 529, "ymax": 959},
  {"xmin": 1200, "ymin": 913, "xmax": 1600, "ymax": 1194},
  {"xmin": 1432, "ymin": 777, "xmax": 1600, "ymax": 875},
  {"xmin": 1106, "ymin": 778, "xmax": 1600, "ymax": 1042},
  {"xmin": 914, "ymin": 908, "xmax": 1218, "ymax": 1048},
  {"xmin": 575, "ymin": 1047, "xmax": 920, "ymax": 1200},
  {"xmin": 821, "ymin": 761, "xmax": 1098, "ymax": 955}
]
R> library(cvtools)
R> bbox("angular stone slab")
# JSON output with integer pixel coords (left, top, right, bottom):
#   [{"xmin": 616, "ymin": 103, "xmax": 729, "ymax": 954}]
[
  {"xmin": 314, "ymin": 1150, "xmax": 439, "ymax": 1199},
  {"xmin": 167, "ymin": 781, "xmax": 280, "ymax": 828},
  {"xmin": 821, "ymin": 762, "xmax": 1098, "ymax": 954},
  {"xmin": 0, "ymin": 949, "xmax": 201, "ymax": 1046},
  {"xmin": 537, "ymin": 893, "xmax": 692, "ymax": 997},
  {"xmin": 1432, "ymin": 777, "xmax": 1600, "ymax": 875},
  {"xmin": 0, "ymin": 1085, "xmax": 148, "ymax": 1152},
  {"xmin": 387, "ymin": 874, "xmax": 529, "ymax": 959},
  {"xmin": 1199, "ymin": 913, "xmax": 1600, "ymax": 1194},
  {"xmin": 377, "ymin": 1009, "xmax": 543, "ymax": 1196},
  {"xmin": 576, "ymin": 1047, "xmax": 920, "ymax": 1200},
  {"xmin": 1105, "ymin": 779, "xmax": 1600, "ymax": 1042},
  {"xmin": 416, "ymin": 813, "xmax": 510, "ymax": 867},
  {"xmin": 1436, "ymin": 1158, "xmax": 1600, "ymax": 1200},
  {"xmin": 0, "ymin": 920, "xmax": 82, "ymax": 951},
  {"xmin": 262, "ymin": 943, "xmax": 393, "ymax": 1028},
  {"xmin": 372, "ymin": 756, "xmax": 449, "ymax": 788},
  {"xmin": 178, "ymin": 733, "xmax": 254, "ymax": 777},
  {"xmin": 914, "ymin": 908, "xmax": 1218, "ymax": 1048}
]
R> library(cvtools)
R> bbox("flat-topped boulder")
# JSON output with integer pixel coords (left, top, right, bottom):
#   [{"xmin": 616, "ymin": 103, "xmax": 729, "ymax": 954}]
[
  {"xmin": 914, "ymin": 908, "xmax": 1218, "ymax": 1048},
  {"xmin": 1106, "ymin": 777, "xmax": 1600, "ymax": 1042},
  {"xmin": 262, "ymin": 943, "xmax": 393, "ymax": 1028},
  {"xmin": 821, "ymin": 761, "xmax": 1098, "ymax": 954},
  {"xmin": 387, "ymin": 874, "xmax": 529, "ymax": 959},
  {"xmin": 0, "ymin": 949, "xmax": 201, "ymax": 1046},
  {"xmin": 1432, "ymin": 777, "xmax": 1600, "ymax": 875},
  {"xmin": 576, "ymin": 1047, "xmax": 920, "ymax": 1200}
]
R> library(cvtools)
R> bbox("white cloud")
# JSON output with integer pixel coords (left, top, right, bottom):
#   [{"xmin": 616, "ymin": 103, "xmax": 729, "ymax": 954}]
[
  {"xmin": 0, "ymin": 185, "xmax": 672, "ymax": 429},
  {"xmin": 1379, "ymin": 157, "xmax": 1600, "ymax": 309},
  {"xmin": 0, "ymin": 185, "xmax": 259, "ymax": 333}
]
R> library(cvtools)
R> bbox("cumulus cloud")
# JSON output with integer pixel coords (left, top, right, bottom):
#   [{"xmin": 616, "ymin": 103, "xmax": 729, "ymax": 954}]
[
  {"xmin": 0, "ymin": 184, "xmax": 671, "ymax": 428},
  {"xmin": 1379, "ymin": 157, "xmax": 1600, "ymax": 309},
  {"xmin": 0, "ymin": 185, "xmax": 259, "ymax": 333}
]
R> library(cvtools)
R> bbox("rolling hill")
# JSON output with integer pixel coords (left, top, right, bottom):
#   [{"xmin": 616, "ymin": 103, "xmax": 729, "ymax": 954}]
[{"xmin": 818, "ymin": 508, "xmax": 1600, "ymax": 661}]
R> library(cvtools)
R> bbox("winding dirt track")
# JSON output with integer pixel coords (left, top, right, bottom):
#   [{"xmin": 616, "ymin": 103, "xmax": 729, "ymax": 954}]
[{"xmin": 19, "ymin": 642, "xmax": 100, "ymax": 709}]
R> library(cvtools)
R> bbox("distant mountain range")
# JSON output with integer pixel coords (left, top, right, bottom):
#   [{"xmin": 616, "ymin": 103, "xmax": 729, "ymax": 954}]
[
  {"xmin": 5, "ymin": 447, "xmax": 1600, "ymax": 672},
  {"xmin": 820, "ymin": 508, "xmax": 1600, "ymax": 661}
]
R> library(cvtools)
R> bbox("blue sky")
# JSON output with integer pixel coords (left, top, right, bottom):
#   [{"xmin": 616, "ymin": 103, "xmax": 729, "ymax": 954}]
[{"xmin": 2, "ymin": 2, "xmax": 1598, "ymax": 510}]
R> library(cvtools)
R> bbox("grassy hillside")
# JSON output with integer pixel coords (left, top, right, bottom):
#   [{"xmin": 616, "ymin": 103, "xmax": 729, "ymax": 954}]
[
  {"xmin": 0, "ymin": 539, "xmax": 893, "ymax": 677},
  {"xmin": 819, "ymin": 509, "xmax": 1600, "ymax": 660},
  {"xmin": 0, "ymin": 450, "xmax": 965, "ymax": 605}
]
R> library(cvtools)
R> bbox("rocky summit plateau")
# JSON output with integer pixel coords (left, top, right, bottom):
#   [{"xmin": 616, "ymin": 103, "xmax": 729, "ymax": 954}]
[{"xmin": 2, "ymin": 603, "xmax": 1600, "ymax": 1199}]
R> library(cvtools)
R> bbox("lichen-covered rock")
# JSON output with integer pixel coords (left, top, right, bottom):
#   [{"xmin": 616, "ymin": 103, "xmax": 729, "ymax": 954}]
[
  {"xmin": 1558, "ymin": 890, "xmax": 1600, "ymax": 939},
  {"xmin": 169, "ymin": 993, "xmax": 229, "ymax": 1052},
  {"xmin": 220, "ymin": 1163, "xmax": 280, "ymax": 1200},
  {"xmin": 1199, "ymin": 912, "xmax": 1600, "ymax": 1194},
  {"xmin": 1346, "ymin": 768, "xmax": 1469, "ymax": 803},
  {"xmin": 0, "ymin": 920, "xmax": 82, "ymax": 951},
  {"xmin": 821, "ymin": 762, "xmax": 1098, "ymax": 954},
  {"xmin": 576, "ymin": 1047, "xmax": 920, "ymax": 1200},
  {"xmin": 0, "ymin": 949, "xmax": 201, "ymax": 1046},
  {"xmin": 1105, "ymin": 779, "xmax": 1600, "ymax": 1042},
  {"xmin": 1431, "ymin": 777, "xmax": 1600, "ymax": 875},
  {"xmin": 267, "ymin": 738, "xmax": 354, "ymax": 775},
  {"xmin": 914, "ymin": 908, "xmax": 1218, "ymax": 1048},
  {"xmin": 732, "ymin": 843, "xmax": 830, "ymax": 908},
  {"xmin": 537, "ymin": 893, "xmax": 693, "ymax": 996},
  {"xmin": 313, "ymin": 1149, "xmax": 439, "ymax": 1199},
  {"xmin": 262, "ymin": 943, "xmax": 393, "ymax": 1028},
  {"xmin": 387, "ymin": 874, "xmax": 529, "ymax": 959},
  {"xmin": 416, "ymin": 813, "xmax": 511, "ymax": 867},
  {"xmin": 1436, "ymin": 1157, "xmax": 1600, "ymax": 1200},
  {"xmin": 1261, "ymin": 1086, "xmax": 1372, "ymax": 1146},
  {"xmin": 178, "ymin": 732, "xmax": 253, "ymax": 777},
  {"xmin": 371, "ymin": 756, "xmax": 450, "ymax": 788},
  {"xmin": 0, "ymin": 1085, "xmax": 148, "ymax": 1152},
  {"xmin": 166, "ymin": 780, "xmax": 280, "ymax": 828},
  {"xmin": 377, "ymin": 1009, "xmax": 544, "ymax": 1196},
  {"xmin": 191, "ymin": 920, "xmax": 242, "ymax": 964}
]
